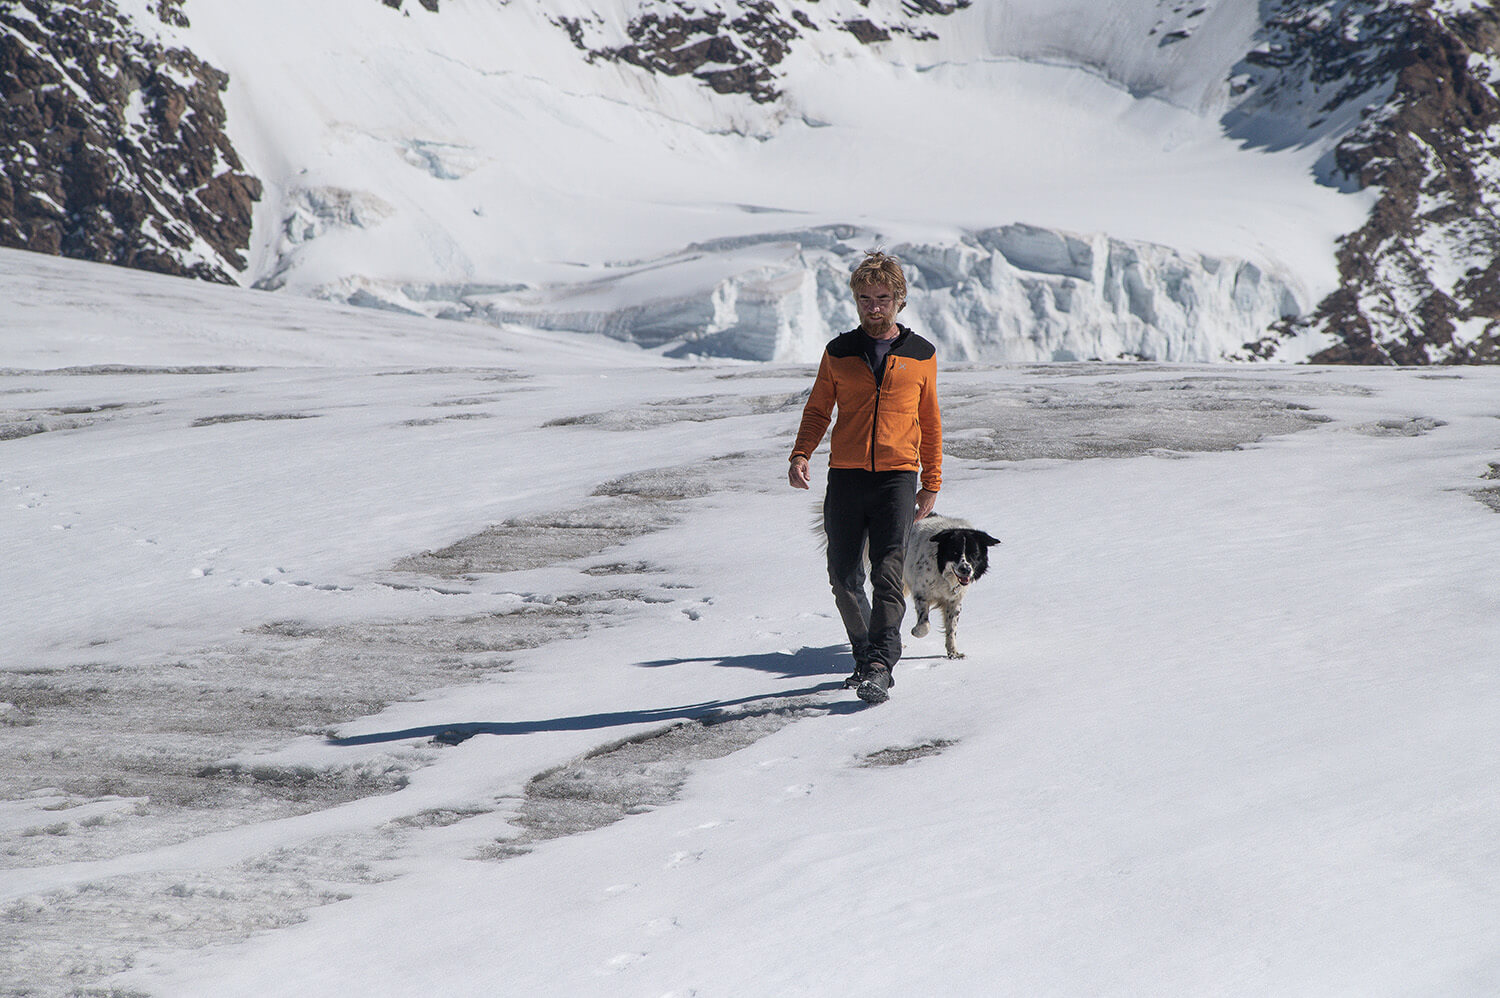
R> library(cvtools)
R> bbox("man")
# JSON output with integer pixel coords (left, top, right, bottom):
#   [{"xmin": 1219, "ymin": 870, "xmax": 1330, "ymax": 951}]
[{"xmin": 788, "ymin": 252, "xmax": 942, "ymax": 705}]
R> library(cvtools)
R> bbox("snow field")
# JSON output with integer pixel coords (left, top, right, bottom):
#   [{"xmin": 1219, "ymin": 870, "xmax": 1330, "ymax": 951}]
[
  {"xmin": 125, "ymin": 374, "xmax": 1500, "ymax": 995},
  {"xmin": 4, "ymin": 251, "xmax": 1500, "ymax": 994}
]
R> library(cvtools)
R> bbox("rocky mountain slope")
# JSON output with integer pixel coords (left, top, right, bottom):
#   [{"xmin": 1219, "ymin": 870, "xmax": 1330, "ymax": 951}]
[
  {"xmin": 0, "ymin": 0, "xmax": 259, "ymax": 283},
  {"xmin": 1235, "ymin": 0, "xmax": 1500, "ymax": 363},
  {"xmin": 547, "ymin": 0, "xmax": 972, "ymax": 104},
  {"xmin": 3, "ymin": 0, "xmax": 1499, "ymax": 363}
]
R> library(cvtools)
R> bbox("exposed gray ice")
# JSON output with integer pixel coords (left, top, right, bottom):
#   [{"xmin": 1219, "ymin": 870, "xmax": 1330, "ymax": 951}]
[
  {"xmin": 858, "ymin": 740, "xmax": 959, "ymax": 768},
  {"xmin": 481, "ymin": 700, "xmax": 829, "ymax": 860},
  {"xmin": 392, "ymin": 503, "xmax": 681, "ymax": 576},
  {"xmin": 940, "ymin": 374, "xmax": 1336, "ymax": 461}
]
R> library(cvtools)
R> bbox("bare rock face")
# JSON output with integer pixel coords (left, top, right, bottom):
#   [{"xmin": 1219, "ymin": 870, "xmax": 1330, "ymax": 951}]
[
  {"xmin": 0, "ymin": 0, "xmax": 260, "ymax": 283},
  {"xmin": 550, "ymin": 0, "xmax": 970, "ymax": 104},
  {"xmin": 1234, "ymin": 1, "xmax": 1500, "ymax": 364}
]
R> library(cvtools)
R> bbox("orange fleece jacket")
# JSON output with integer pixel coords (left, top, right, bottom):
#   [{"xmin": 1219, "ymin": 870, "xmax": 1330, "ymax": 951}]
[{"xmin": 791, "ymin": 325, "xmax": 942, "ymax": 493}]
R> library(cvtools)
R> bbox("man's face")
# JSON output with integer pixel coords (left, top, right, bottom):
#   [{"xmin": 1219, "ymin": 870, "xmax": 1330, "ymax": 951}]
[{"xmin": 855, "ymin": 282, "xmax": 902, "ymax": 339}]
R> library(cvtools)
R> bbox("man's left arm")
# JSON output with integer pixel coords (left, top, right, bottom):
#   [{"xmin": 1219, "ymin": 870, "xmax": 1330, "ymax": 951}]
[{"xmin": 916, "ymin": 358, "xmax": 942, "ymax": 518}]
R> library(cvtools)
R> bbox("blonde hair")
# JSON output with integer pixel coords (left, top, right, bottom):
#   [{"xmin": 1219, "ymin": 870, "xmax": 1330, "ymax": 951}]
[{"xmin": 849, "ymin": 251, "xmax": 908, "ymax": 305}]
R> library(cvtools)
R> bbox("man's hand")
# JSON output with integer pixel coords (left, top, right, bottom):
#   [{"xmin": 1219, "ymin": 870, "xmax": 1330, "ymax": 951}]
[
  {"xmin": 915, "ymin": 488, "xmax": 938, "ymax": 520},
  {"xmin": 788, "ymin": 456, "xmax": 811, "ymax": 490}
]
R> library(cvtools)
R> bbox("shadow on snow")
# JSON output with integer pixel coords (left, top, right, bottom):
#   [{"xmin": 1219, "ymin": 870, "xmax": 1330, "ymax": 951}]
[
  {"xmin": 327, "ymin": 645, "xmax": 860, "ymax": 747},
  {"xmin": 636, "ymin": 643, "xmax": 850, "ymax": 678}
]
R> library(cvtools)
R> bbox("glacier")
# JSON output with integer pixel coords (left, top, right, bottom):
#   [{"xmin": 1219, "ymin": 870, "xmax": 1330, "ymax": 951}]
[
  {"xmin": 39, "ymin": 0, "xmax": 1380, "ymax": 362},
  {"xmin": 329, "ymin": 223, "xmax": 1302, "ymax": 362}
]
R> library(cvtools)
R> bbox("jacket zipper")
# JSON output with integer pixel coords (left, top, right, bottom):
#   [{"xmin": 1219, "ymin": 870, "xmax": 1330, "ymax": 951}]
[{"xmin": 867, "ymin": 328, "xmax": 905, "ymax": 472}]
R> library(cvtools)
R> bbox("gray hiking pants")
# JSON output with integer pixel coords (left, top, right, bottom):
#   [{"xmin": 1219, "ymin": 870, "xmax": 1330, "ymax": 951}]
[{"xmin": 823, "ymin": 469, "xmax": 918, "ymax": 671}]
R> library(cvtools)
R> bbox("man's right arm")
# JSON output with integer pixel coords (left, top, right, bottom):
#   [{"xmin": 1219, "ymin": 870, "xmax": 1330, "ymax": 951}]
[{"xmin": 788, "ymin": 353, "xmax": 836, "ymax": 489}]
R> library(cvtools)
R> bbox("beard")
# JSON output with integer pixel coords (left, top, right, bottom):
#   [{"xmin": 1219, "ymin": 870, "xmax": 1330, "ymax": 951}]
[{"xmin": 860, "ymin": 313, "xmax": 898, "ymax": 338}]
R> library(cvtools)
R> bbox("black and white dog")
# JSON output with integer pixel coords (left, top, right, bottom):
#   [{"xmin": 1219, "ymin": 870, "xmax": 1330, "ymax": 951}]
[{"xmin": 904, "ymin": 515, "xmax": 1000, "ymax": 659}]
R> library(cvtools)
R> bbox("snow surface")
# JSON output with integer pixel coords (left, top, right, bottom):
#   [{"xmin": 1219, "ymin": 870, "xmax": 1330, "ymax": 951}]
[
  {"xmin": 4, "ymin": 247, "xmax": 1500, "ymax": 995},
  {"xmin": 159, "ymin": 0, "xmax": 1373, "ymax": 361}
]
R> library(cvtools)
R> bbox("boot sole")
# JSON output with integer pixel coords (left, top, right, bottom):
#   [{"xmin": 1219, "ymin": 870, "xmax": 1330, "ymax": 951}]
[{"xmin": 856, "ymin": 679, "xmax": 890, "ymax": 705}]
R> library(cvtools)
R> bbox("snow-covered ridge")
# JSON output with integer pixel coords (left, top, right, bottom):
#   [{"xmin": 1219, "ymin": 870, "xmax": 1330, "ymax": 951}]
[{"xmin": 193, "ymin": 0, "xmax": 1343, "ymax": 363}]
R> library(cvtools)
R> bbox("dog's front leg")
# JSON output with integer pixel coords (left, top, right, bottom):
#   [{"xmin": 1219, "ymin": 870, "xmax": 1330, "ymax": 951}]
[
  {"xmin": 942, "ymin": 604, "xmax": 963, "ymax": 659},
  {"xmin": 911, "ymin": 598, "xmax": 931, "ymax": 638}
]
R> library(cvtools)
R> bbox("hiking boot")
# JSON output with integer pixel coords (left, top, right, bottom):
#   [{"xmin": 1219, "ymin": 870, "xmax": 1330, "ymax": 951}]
[
  {"xmin": 843, "ymin": 663, "xmax": 895, "ymax": 689},
  {"xmin": 856, "ymin": 665, "xmax": 892, "ymax": 705}
]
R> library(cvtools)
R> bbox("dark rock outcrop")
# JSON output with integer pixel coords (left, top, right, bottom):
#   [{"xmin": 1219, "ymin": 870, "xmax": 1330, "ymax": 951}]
[
  {"xmin": 551, "ymin": 0, "xmax": 970, "ymax": 104},
  {"xmin": 0, "ymin": 0, "xmax": 259, "ymax": 283}
]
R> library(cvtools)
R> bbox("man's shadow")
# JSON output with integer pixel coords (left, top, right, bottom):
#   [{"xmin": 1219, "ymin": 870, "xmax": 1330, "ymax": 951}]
[
  {"xmin": 636, "ymin": 643, "xmax": 850, "ymax": 679},
  {"xmin": 327, "ymin": 645, "xmax": 861, "ymax": 747}
]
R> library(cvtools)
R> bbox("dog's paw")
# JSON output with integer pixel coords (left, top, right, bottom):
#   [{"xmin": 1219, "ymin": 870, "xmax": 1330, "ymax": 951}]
[
  {"xmin": 946, "ymin": 650, "xmax": 965, "ymax": 660},
  {"xmin": 911, "ymin": 622, "xmax": 930, "ymax": 638}
]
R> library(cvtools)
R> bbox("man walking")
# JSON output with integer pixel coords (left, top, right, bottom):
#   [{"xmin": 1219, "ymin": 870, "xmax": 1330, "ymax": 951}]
[{"xmin": 788, "ymin": 252, "xmax": 942, "ymax": 704}]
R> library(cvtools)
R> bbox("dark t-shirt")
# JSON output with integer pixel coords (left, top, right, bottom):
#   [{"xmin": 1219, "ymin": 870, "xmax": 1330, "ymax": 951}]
[{"xmin": 862, "ymin": 332, "xmax": 896, "ymax": 384}]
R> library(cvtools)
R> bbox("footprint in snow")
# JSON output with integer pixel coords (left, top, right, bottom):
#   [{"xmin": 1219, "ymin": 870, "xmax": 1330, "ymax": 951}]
[{"xmin": 598, "ymin": 952, "xmax": 646, "ymax": 975}]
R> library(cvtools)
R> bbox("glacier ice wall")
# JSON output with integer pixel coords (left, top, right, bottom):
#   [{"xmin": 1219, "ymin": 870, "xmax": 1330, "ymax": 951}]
[{"xmin": 322, "ymin": 224, "xmax": 1302, "ymax": 364}]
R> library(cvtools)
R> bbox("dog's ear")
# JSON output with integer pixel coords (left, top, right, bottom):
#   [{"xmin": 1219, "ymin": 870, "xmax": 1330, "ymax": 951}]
[
  {"xmin": 977, "ymin": 532, "xmax": 1001, "ymax": 547},
  {"xmin": 929, "ymin": 529, "xmax": 958, "ymax": 546}
]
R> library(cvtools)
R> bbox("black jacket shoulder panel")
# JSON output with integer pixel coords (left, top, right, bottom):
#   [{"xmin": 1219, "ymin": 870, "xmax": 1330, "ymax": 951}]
[
  {"xmin": 892, "ymin": 332, "xmax": 936, "ymax": 362},
  {"xmin": 825, "ymin": 329, "xmax": 867, "ymax": 359},
  {"xmin": 826, "ymin": 326, "xmax": 934, "ymax": 361}
]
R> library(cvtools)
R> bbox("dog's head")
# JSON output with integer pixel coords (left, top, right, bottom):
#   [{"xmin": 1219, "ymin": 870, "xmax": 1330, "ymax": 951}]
[{"xmin": 931, "ymin": 528, "xmax": 1000, "ymax": 587}]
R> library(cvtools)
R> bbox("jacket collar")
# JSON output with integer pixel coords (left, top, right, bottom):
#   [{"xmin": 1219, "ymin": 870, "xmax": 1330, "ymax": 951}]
[{"xmin": 855, "ymin": 323, "xmax": 910, "ymax": 348}]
